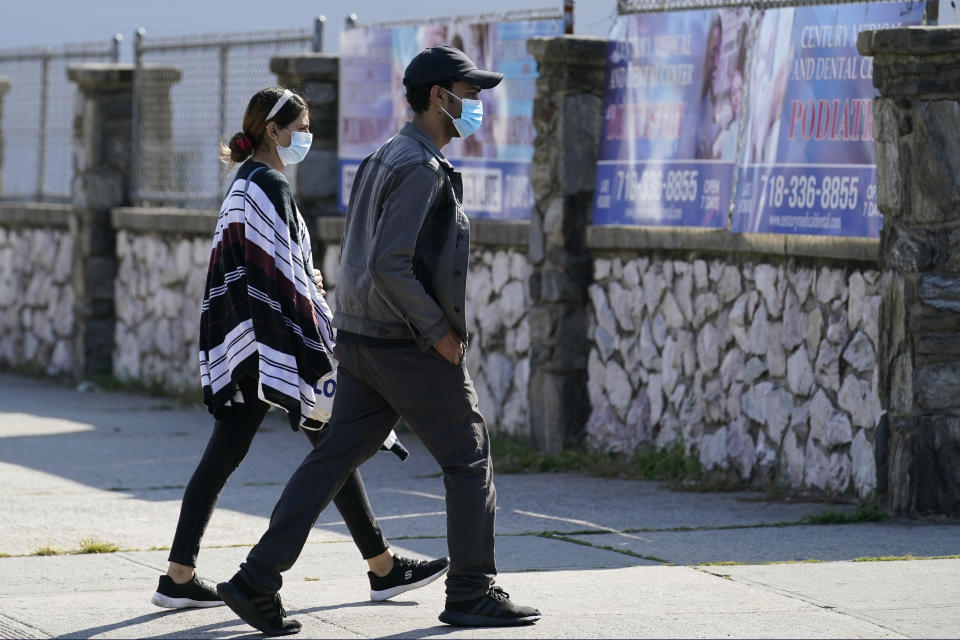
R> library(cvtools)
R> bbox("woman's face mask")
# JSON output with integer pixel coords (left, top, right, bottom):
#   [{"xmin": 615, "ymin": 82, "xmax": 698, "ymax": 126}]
[
  {"xmin": 276, "ymin": 128, "xmax": 312, "ymax": 166},
  {"xmin": 441, "ymin": 88, "xmax": 483, "ymax": 138}
]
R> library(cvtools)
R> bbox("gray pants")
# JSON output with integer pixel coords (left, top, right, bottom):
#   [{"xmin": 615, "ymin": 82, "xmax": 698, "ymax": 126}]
[{"xmin": 238, "ymin": 340, "xmax": 497, "ymax": 602}]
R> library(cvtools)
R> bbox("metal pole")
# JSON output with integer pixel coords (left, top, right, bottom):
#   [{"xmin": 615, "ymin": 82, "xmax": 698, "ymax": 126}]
[
  {"xmin": 219, "ymin": 44, "xmax": 228, "ymax": 147},
  {"xmin": 219, "ymin": 44, "xmax": 230, "ymax": 198},
  {"xmin": 346, "ymin": 13, "xmax": 358, "ymax": 30},
  {"xmin": 923, "ymin": 0, "xmax": 939, "ymax": 25},
  {"xmin": 313, "ymin": 15, "xmax": 326, "ymax": 52},
  {"xmin": 111, "ymin": 33, "xmax": 123, "ymax": 63},
  {"xmin": 131, "ymin": 28, "xmax": 145, "ymax": 205},
  {"xmin": 37, "ymin": 52, "xmax": 50, "ymax": 201},
  {"xmin": 564, "ymin": 0, "xmax": 574, "ymax": 34}
]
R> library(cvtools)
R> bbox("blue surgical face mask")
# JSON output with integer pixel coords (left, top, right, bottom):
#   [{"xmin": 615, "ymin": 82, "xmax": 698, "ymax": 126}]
[
  {"xmin": 441, "ymin": 89, "xmax": 483, "ymax": 138},
  {"xmin": 276, "ymin": 128, "xmax": 312, "ymax": 166}
]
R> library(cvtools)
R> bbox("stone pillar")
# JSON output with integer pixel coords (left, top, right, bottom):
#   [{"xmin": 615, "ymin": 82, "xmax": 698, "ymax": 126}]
[
  {"xmin": 859, "ymin": 27, "xmax": 960, "ymax": 515},
  {"xmin": 67, "ymin": 63, "xmax": 181, "ymax": 379},
  {"xmin": 271, "ymin": 55, "xmax": 339, "ymax": 270},
  {"xmin": 526, "ymin": 36, "xmax": 607, "ymax": 452},
  {"xmin": 271, "ymin": 55, "xmax": 339, "ymax": 214},
  {"xmin": 67, "ymin": 64, "xmax": 134, "ymax": 379},
  {"xmin": 0, "ymin": 76, "xmax": 9, "ymax": 196}
]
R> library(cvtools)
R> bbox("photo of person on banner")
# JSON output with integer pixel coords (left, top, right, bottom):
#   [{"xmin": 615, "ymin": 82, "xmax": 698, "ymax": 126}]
[
  {"xmin": 694, "ymin": 9, "xmax": 750, "ymax": 161},
  {"xmin": 744, "ymin": 7, "xmax": 795, "ymax": 166}
]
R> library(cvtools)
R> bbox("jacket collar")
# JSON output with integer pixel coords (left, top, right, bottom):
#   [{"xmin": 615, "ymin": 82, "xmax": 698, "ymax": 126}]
[{"xmin": 399, "ymin": 122, "xmax": 455, "ymax": 172}]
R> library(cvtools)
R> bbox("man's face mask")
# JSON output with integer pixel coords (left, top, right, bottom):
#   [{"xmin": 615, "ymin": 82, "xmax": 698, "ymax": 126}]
[{"xmin": 441, "ymin": 88, "xmax": 483, "ymax": 138}]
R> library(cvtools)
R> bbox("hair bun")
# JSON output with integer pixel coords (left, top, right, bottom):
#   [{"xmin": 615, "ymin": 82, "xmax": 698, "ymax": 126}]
[{"xmin": 227, "ymin": 132, "xmax": 253, "ymax": 162}]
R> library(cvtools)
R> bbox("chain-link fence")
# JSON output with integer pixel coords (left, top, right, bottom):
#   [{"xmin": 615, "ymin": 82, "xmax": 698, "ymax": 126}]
[
  {"xmin": 132, "ymin": 23, "xmax": 324, "ymax": 209},
  {"xmin": 348, "ymin": 4, "xmax": 574, "ymax": 30},
  {"xmin": 0, "ymin": 39, "xmax": 119, "ymax": 203}
]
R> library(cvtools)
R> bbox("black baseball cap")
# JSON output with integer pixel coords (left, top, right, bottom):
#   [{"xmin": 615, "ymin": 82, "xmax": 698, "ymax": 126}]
[{"xmin": 403, "ymin": 45, "xmax": 503, "ymax": 90}]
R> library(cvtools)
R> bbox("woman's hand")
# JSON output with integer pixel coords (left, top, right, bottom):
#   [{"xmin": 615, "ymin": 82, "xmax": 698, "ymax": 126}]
[{"xmin": 312, "ymin": 269, "xmax": 326, "ymax": 297}]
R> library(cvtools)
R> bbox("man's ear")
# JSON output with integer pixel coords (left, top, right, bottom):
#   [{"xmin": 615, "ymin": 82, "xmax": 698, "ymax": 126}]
[{"xmin": 430, "ymin": 85, "xmax": 447, "ymax": 108}]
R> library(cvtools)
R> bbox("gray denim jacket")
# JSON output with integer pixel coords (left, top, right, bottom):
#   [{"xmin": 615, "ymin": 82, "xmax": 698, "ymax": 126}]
[{"xmin": 333, "ymin": 122, "xmax": 469, "ymax": 350}]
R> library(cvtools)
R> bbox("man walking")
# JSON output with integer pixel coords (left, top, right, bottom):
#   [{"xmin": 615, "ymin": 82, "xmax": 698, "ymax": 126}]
[{"xmin": 216, "ymin": 45, "xmax": 541, "ymax": 636}]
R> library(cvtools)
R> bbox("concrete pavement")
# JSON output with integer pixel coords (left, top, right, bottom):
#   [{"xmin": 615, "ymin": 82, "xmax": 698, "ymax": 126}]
[{"xmin": 1, "ymin": 371, "xmax": 958, "ymax": 639}]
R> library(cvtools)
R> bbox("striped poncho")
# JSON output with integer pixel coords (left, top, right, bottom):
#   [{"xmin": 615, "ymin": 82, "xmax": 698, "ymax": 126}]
[{"xmin": 199, "ymin": 160, "xmax": 333, "ymax": 429}]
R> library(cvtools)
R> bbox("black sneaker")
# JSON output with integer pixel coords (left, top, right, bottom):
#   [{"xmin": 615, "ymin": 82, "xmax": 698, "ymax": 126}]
[
  {"xmin": 439, "ymin": 586, "xmax": 541, "ymax": 627},
  {"xmin": 217, "ymin": 579, "xmax": 301, "ymax": 636},
  {"xmin": 150, "ymin": 574, "xmax": 224, "ymax": 609},
  {"xmin": 368, "ymin": 555, "xmax": 450, "ymax": 601}
]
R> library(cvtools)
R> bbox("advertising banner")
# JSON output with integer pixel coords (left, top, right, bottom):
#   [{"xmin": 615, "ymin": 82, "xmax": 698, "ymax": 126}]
[
  {"xmin": 593, "ymin": 8, "xmax": 752, "ymax": 227},
  {"xmin": 732, "ymin": 1, "xmax": 923, "ymax": 236},
  {"xmin": 338, "ymin": 17, "xmax": 564, "ymax": 220}
]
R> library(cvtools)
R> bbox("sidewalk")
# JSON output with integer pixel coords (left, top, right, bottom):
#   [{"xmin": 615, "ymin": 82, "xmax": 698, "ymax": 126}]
[{"xmin": 1, "ymin": 371, "xmax": 958, "ymax": 639}]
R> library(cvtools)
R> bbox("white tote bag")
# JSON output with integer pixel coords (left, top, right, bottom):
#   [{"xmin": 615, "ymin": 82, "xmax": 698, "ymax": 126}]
[{"xmin": 307, "ymin": 365, "xmax": 337, "ymax": 423}]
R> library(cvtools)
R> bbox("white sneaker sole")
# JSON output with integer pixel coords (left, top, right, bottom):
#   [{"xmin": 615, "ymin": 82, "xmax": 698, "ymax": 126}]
[
  {"xmin": 151, "ymin": 591, "xmax": 225, "ymax": 609},
  {"xmin": 370, "ymin": 565, "xmax": 449, "ymax": 601}
]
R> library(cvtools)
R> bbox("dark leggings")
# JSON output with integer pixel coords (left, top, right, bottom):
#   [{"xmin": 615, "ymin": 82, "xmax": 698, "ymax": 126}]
[{"xmin": 168, "ymin": 377, "xmax": 388, "ymax": 567}]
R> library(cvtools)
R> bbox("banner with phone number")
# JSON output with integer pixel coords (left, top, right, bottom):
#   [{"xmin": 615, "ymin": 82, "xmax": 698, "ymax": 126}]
[
  {"xmin": 593, "ymin": 8, "xmax": 752, "ymax": 228},
  {"xmin": 732, "ymin": 1, "xmax": 923, "ymax": 236},
  {"xmin": 594, "ymin": 1, "xmax": 923, "ymax": 237},
  {"xmin": 338, "ymin": 18, "xmax": 564, "ymax": 220}
]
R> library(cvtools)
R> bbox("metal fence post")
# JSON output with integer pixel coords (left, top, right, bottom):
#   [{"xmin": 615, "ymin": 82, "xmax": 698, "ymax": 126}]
[
  {"xmin": 219, "ymin": 44, "xmax": 228, "ymax": 147},
  {"xmin": 131, "ymin": 28, "xmax": 144, "ymax": 206},
  {"xmin": 36, "ymin": 52, "xmax": 49, "ymax": 201},
  {"xmin": 313, "ymin": 16, "xmax": 326, "ymax": 52},
  {"xmin": 346, "ymin": 14, "xmax": 358, "ymax": 30},
  {"xmin": 564, "ymin": 0, "xmax": 574, "ymax": 34},
  {"xmin": 112, "ymin": 33, "xmax": 123, "ymax": 63}
]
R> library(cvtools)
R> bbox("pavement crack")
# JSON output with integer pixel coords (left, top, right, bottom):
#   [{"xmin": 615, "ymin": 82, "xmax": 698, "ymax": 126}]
[
  {"xmin": 705, "ymin": 572, "xmax": 911, "ymax": 639},
  {"xmin": 538, "ymin": 532, "xmax": 670, "ymax": 564},
  {"xmin": 297, "ymin": 607, "xmax": 367, "ymax": 639},
  {"xmin": 0, "ymin": 612, "xmax": 52, "ymax": 639},
  {"xmin": 502, "ymin": 518, "xmax": 845, "ymax": 540},
  {"xmin": 695, "ymin": 566, "xmax": 734, "ymax": 580},
  {"xmin": 114, "ymin": 552, "xmax": 166, "ymax": 573}
]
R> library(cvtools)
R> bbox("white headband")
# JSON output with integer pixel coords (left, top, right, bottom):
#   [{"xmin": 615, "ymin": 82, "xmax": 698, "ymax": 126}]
[{"xmin": 266, "ymin": 89, "xmax": 293, "ymax": 121}]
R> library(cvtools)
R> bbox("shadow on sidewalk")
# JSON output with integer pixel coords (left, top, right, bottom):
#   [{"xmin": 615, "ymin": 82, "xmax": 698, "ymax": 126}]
[
  {"xmin": 4, "ymin": 372, "xmax": 960, "ymax": 568},
  {"xmin": 54, "ymin": 609, "xmax": 258, "ymax": 640}
]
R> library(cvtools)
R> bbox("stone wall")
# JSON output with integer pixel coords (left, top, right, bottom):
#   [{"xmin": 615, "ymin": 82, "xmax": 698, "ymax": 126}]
[
  {"xmin": 464, "ymin": 238, "xmax": 532, "ymax": 436},
  {"xmin": 111, "ymin": 208, "xmax": 213, "ymax": 393},
  {"xmin": 586, "ymin": 228, "xmax": 883, "ymax": 497},
  {"xmin": 0, "ymin": 204, "xmax": 77, "ymax": 376},
  {"xmin": 105, "ymin": 211, "xmax": 536, "ymax": 409}
]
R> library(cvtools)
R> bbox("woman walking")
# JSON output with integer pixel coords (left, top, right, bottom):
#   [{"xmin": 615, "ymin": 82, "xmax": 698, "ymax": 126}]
[{"xmin": 151, "ymin": 87, "xmax": 447, "ymax": 609}]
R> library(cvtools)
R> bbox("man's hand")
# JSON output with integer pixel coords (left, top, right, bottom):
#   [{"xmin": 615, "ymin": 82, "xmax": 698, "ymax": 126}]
[
  {"xmin": 312, "ymin": 269, "xmax": 326, "ymax": 297},
  {"xmin": 432, "ymin": 330, "xmax": 464, "ymax": 365}
]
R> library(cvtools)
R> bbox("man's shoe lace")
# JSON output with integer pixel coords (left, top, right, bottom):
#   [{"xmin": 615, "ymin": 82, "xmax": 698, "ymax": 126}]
[
  {"xmin": 251, "ymin": 593, "xmax": 285, "ymax": 620},
  {"xmin": 398, "ymin": 557, "xmax": 424, "ymax": 571},
  {"xmin": 488, "ymin": 586, "xmax": 510, "ymax": 603}
]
